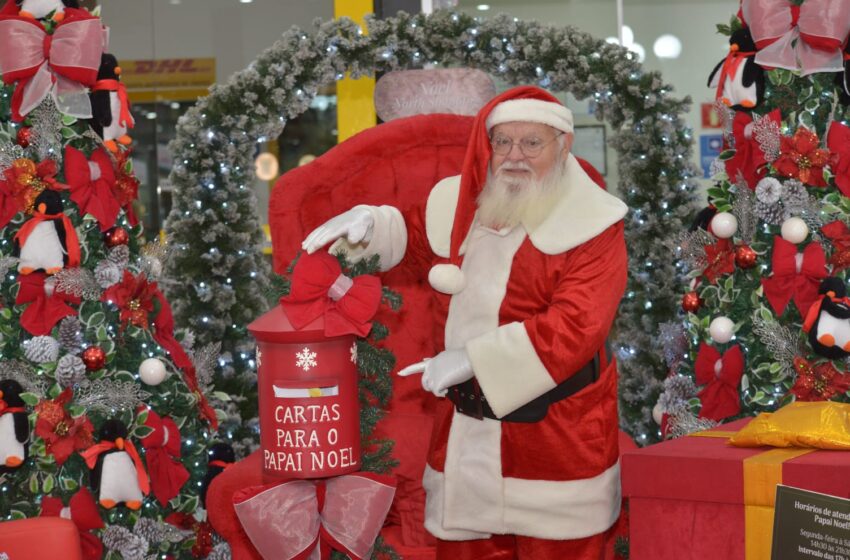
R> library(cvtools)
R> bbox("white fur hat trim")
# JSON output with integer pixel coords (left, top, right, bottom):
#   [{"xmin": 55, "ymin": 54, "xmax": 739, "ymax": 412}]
[
  {"xmin": 486, "ymin": 99, "xmax": 574, "ymax": 133},
  {"xmin": 428, "ymin": 263, "xmax": 466, "ymax": 295}
]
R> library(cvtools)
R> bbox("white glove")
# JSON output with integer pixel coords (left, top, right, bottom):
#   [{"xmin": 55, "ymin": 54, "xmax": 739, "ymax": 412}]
[
  {"xmin": 301, "ymin": 207, "xmax": 374, "ymax": 254},
  {"xmin": 398, "ymin": 349, "xmax": 474, "ymax": 397}
]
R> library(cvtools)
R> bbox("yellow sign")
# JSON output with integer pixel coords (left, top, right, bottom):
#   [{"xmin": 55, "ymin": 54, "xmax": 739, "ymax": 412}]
[
  {"xmin": 118, "ymin": 58, "xmax": 216, "ymax": 103},
  {"xmin": 333, "ymin": 0, "xmax": 376, "ymax": 142}
]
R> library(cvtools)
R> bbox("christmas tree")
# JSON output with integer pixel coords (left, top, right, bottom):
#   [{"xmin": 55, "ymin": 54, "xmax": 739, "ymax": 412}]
[
  {"xmin": 0, "ymin": 4, "xmax": 229, "ymax": 558},
  {"xmin": 658, "ymin": 1, "xmax": 850, "ymax": 437}
]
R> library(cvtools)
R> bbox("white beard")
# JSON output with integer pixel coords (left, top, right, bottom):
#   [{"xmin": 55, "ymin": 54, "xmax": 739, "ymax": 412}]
[{"xmin": 476, "ymin": 157, "xmax": 568, "ymax": 231}]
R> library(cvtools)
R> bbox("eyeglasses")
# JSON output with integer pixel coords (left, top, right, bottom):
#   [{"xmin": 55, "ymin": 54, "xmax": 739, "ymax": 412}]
[{"xmin": 490, "ymin": 132, "xmax": 564, "ymax": 157}]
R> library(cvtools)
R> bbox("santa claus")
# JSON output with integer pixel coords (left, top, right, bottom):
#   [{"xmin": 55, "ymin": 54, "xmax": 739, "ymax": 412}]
[{"xmin": 303, "ymin": 85, "xmax": 628, "ymax": 559}]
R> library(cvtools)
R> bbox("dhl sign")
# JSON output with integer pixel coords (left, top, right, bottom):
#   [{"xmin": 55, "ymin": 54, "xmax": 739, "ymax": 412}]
[{"xmin": 118, "ymin": 58, "xmax": 216, "ymax": 103}]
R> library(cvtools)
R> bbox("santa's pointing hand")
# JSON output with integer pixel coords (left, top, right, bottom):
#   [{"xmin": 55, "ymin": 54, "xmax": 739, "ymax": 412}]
[
  {"xmin": 398, "ymin": 349, "xmax": 474, "ymax": 397},
  {"xmin": 302, "ymin": 207, "xmax": 374, "ymax": 254}
]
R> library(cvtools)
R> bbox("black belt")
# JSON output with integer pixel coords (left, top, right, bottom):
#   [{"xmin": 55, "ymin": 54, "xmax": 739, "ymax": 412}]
[{"xmin": 447, "ymin": 350, "xmax": 603, "ymax": 423}]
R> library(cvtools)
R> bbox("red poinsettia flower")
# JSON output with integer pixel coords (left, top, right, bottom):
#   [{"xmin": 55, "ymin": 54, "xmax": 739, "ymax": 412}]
[
  {"xmin": 791, "ymin": 357, "xmax": 850, "ymax": 401},
  {"xmin": 702, "ymin": 238, "xmax": 735, "ymax": 284},
  {"xmin": 0, "ymin": 158, "xmax": 65, "ymax": 229},
  {"xmin": 112, "ymin": 150, "xmax": 140, "ymax": 226},
  {"xmin": 102, "ymin": 271, "xmax": 159, "ymax": 329},
  {"xmin": 774, "ymin": 127, "xmax": 832, "ymax": 187},
  {"xmin": 166, "ymin": 513, "xmax": 214, "ymax": 558},
  {"xmin": 34, "ymin": 388, "xmax": 94, "ymax": 466},
  {"xmin": 821, "ymin": 221, "xmax": 850, "ymax": 272}
]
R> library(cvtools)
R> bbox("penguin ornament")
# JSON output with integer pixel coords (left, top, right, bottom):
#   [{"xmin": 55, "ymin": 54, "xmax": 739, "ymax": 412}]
[
  {"xmin": 90, "ymin": 54, "xmax": 135, "ymax": 154},
  {"xmin": 200, "ymin": 442, "xmax": 234, "ymax": 508},
  {"xmin": 81, "ymin": 418, "xmax": 150, "ymax": 510},
  {"xmin": 13, "ymin": 189, "xmax": 80, "ymax": 275},
  {"xmin": 0, "ymin": 379, "xmax": 28, "ymax": 471},
  {"xmin": 707, "ymin": 27, "xmax": 765, "ymax": 111},
  {"xmin": 803, "ymin": 277, "xmax": 850, "ymax": 360},
  {"xmin": 11, "ymin": 0, "xmax": 79, "ymax": 21}
]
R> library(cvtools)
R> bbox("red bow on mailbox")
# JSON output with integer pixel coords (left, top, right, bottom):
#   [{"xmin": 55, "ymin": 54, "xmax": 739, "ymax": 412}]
[
  {"xmin": 761, "ymin": 236, "xmax": 827, "ymax": 316},
  {"xmin": 233, "ymin": 472, "xmax": 396, "ymax": 560},
  {"xmin": 741, "ymin": 0, "xmax": 850, "ymax": 75},
  {"xmin": 0, "ymin": 12, "xmax": 104, "ymax": 121},
  {"xmin": 40, "ymin": 488, "xmax": 104, "ymax": 560},
  {"xmin": 695, "ymin": 343, "xmax": 744, "ymax": 422},
  {"xmin": 139, "ymin": 408, "xmax": 190, "ymax": 506},
  {"xmin": 281, "ymin": 252, "xmax": 382, "ymax": 337},
  {"xmin": 64, "ymin": 146, "xmax": 121, "ymax": 232}
]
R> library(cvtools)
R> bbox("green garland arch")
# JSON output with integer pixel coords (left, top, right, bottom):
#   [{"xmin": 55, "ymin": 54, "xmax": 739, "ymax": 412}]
[{"xmin": 164, "ymin": 10, "xmax": 699, "ymax": 442}]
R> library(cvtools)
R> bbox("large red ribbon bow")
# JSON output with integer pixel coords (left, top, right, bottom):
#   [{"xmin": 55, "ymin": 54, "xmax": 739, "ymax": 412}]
[
  {"xmin": 80, "ymin": 436, "xmax": 151, "ymax": 496},
  {"xmin": 822, "ymin": 220, "xmax": 850, "ymax": 272},
  {"xmin": 139, "ymin": 408, "xmax": 190, "ymax": 506},
  {"xmin": 64, "ymin": 146, "xmax": 121, "ymax": 231},
  {"xmin": 695, "ymin": 343, "xmax": 744, "ymax": 421},
  {"xmin": 16, "ymin": 272, "xmax": 79, "ymax": 335},
  {"xmin": 281, "ymin": 252, "xmax": 382, "ymax": 337},
  {"xmin": 761, "ymin": 236, "xmax": 827, "ymax": 317},
  {"xmin": 0, "ymin": 12, "xmax": 104, "ymax": 121},
  {"xmin": 40, "ymin": 487, "xmax": 104, "ymax": 560},
  {"xmin": 741, "ymin": 0, "xmax": 850, "ymax": 75},
  {"xmin": 233, "ymin": 472, "xmax": 397, "ymax": 560},
  {"xmin": 724, "ymin": 109, "xmax": 780, "ymax": 189}
]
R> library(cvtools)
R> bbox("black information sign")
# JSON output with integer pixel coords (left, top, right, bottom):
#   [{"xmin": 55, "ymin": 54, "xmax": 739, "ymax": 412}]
[{"xmin": 773, "ymin": 485, "xmax": 850, "ymax": 560}]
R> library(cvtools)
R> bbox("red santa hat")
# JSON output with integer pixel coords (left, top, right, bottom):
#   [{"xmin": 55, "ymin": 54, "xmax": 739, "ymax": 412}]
[{"xmin": 428, "ymin": 86, "xmax": 574, "ymax": 295}]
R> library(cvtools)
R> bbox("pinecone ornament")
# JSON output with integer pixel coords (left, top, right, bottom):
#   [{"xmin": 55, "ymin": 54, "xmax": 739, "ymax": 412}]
[
  {"xmin": 95, "ymin": 260, "xmax": 122, "ymax": 289},
  {"xmin": 23, "ymin": 336, "xmax": 59, "ymax": 363},
  {"xmin": 55, "ymin": 354, "xmax": 87, "ymax": 387},
  {"xmin": 107, "ymin": 245, "xmax": 130, "ymax": 267},
  {"xmin": 57, "ymin": 316, "xmax": 84, "ymax": 353}
]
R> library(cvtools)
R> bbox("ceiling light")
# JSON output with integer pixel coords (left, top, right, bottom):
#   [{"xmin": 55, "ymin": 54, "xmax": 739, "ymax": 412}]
[
  {"xmin": 476, "ymin": 4, "xmax": 490, "ymax": 10},
  {"xmin": 653, "ymin": 34, "xmax": 682, "ymax": 59},
  {"xmin": 240, "ymin": 0, "xmax": 253, "ymax": 3},
  {"xmin": 628, "ymin": 42, "xmax": 645, "ymax": 63},
  {"xmin": 620, "ymin": 25, "xmax": 634, "ymax": 47}
]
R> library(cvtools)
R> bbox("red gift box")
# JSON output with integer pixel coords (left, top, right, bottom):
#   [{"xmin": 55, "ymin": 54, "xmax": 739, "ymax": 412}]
[{"xmin": 622, "ymin": 418, "xmax": 850, "ymax": 560}]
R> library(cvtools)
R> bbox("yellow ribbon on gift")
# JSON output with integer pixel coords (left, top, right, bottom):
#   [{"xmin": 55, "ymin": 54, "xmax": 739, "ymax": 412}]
[{"xmin": 689, "ymin": 401, "xmax": 850, "ymax": 560}]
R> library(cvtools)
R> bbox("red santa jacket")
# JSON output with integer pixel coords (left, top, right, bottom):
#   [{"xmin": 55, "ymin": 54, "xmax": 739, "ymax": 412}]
[{"xmin": 332, "ymin": 154, "xmax": 628, "ymax": 540}]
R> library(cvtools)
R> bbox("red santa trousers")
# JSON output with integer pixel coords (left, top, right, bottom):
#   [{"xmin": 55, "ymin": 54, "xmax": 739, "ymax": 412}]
[{"xmin": 435, "ymin": 529, "xmax": 611, "ymax": 560}]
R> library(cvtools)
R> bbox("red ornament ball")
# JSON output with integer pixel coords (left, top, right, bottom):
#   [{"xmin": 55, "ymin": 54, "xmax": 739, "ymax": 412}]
[
  {"xmin": 81, "ymin": 346, "xmax": 106, "ymax": 371},
  {"xmin": 735, "ymin": 244, "xmax": 758, "ymax": 269},
  {"xmin": 104, "ymin": 227, "xmax": 129, "ymax": 247},
  {"xmin": 682, "ymin": 291, "xmax": 702, "ymax": 313},
  {"xmin": 16, "ymin": 127, "xmax": 31, "ymax": 148}
]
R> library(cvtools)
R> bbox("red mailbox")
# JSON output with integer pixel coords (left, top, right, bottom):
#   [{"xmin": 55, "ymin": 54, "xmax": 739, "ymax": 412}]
[{"xmin": 248, "ymin": 305, "xmax": 360, "ymax": 480}]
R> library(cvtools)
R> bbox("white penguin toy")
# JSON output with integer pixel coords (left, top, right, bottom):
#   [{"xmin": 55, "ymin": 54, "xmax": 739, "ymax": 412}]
[
  {"xmin": 16, "ymin": 0, "xmax": 78, "ymax": 21},
  {"xmin": 0, "ymin": 379, "xmax": 28, "ymax": 471},
  {"xmin": 14, "ymin": 189, "xmax": 80, "ymax": 275},
  {"xmin": 91, "ymin": 54, "xmax": 135, "ymax": 153},
  {"xmin": 83, "ymin": 418, "xmax": 149, "ymax": 510}
]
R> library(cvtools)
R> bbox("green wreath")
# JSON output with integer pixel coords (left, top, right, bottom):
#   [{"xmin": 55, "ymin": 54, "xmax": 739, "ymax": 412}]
[{"xmin": 164, "ymin": 9, "xmax": 699, "ymax": 443}]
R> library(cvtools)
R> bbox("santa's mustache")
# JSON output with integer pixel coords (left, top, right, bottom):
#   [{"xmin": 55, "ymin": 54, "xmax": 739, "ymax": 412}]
[{"xmin": 495, "ymin": 161, "xmax": 534, "ymax": 175}]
